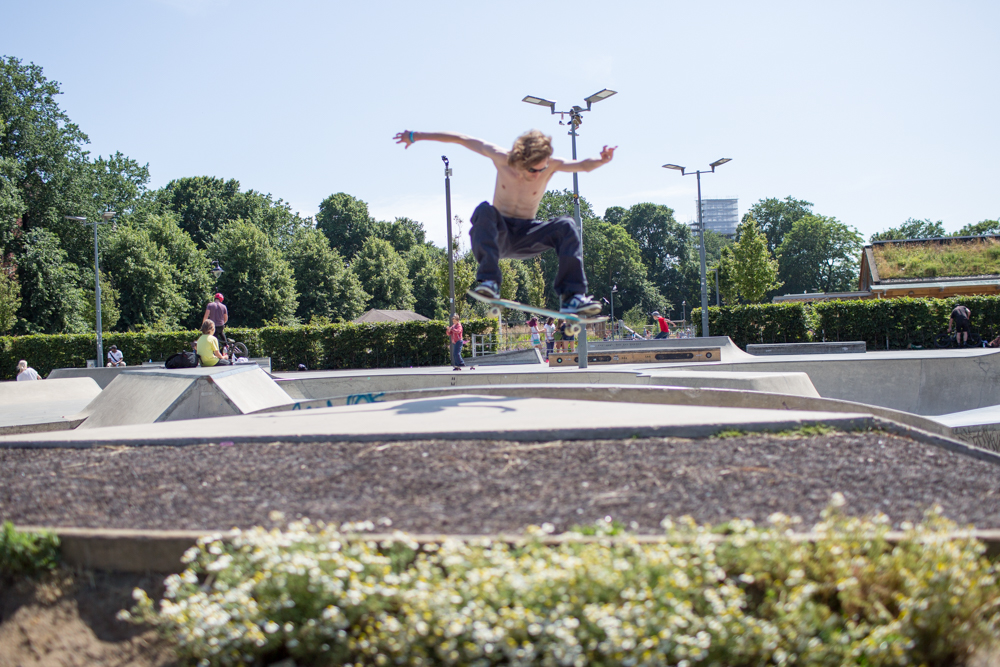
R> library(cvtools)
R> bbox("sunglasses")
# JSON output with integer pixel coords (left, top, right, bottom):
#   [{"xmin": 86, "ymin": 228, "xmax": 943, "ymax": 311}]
[{"xmin": 527, "ymin": 164, "xmax": 549, "ymax": 173}]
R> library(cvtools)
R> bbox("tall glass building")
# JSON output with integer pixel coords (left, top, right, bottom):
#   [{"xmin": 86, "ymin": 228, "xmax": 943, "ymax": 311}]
[{"xmin": 698, "ymin": 198, "xmax": 739, "ymax": 237}]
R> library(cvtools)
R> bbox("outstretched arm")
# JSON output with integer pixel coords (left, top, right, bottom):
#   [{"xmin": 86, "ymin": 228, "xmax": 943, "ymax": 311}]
[
  {"xmin": 394, "ymin": 130, "xmax": 507, "ymax": 163},
  {"xmin": 553, "ymin": 145, "xmax": 617, "ymax": 173}
]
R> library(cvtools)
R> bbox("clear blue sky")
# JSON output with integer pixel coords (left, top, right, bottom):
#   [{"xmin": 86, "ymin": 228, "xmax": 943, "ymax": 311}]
[{"xmin": 4, "ymin": 0, "xmax": 998, "ymax": 249}]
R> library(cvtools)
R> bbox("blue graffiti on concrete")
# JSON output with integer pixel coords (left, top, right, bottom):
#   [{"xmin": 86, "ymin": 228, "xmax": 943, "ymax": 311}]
[
  {"xmin": 346, "ymin": 392, "xmax": 385, "ymax": 405},
  {"xmin": 291, "ymin": 399, "xmax": 335, "ymax": 410}
]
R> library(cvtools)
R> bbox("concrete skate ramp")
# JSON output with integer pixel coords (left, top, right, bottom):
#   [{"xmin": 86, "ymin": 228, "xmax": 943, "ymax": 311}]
[
  {"xmin": 590, "ymin": 335, "xmax": 753, "ymax": 361},
  {"xmin": 930, "ymin": 405, "xmax": 1000, "ymax": 453},
  {"xmin": 74, "ymin": 365, "xmax": 294, "ymax": 429},
  {"xmin": 254, "ymin": 382, "xmax": 950, "ymax": 439},
  {"xmin": 276, "ymin": 366, "xmax": 819, "ymax": 402},
  {"xmin": 671, "ymin": 347, "xmax": 1000, "ymax": 417},
  {"xmin": 0, "ymin": 377, "xmax": 102, "ymax": 434}
]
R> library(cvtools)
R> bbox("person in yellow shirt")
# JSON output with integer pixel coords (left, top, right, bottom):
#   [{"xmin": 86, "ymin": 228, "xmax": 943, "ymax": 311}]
[{"xmin": 196, "ymin": 320, "xmax": 230, "ymax": 367}]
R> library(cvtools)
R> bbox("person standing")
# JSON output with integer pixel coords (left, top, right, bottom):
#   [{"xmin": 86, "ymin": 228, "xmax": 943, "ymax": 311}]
[
  {"xmin": 446, "ymin": 315, "xmax": 466, "ymax": 371},
  {"xmin": 949, "ymin": 303, "xmax": 972, "ymax": 347},
  {"xmin": 202, "ymin": 293, "xmax": 229, "ymax": 343},
  {"xmin": 527, "ymin": 316, "xmax": 542, "ymax": 354},
  {"xmin": 544, "ymin": 317, "xmax": 556, "ymax": 358},
  {"xmin": 16, "ymin": 360, "xmax": 40, "ymax": 381}
]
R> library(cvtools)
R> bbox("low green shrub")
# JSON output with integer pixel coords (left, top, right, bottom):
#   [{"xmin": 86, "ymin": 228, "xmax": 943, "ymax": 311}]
[
  {"xmin": 0, "ymin": 319, "xmax": 493, "ymax": 378},
  {"xmin": 0, "ymin": 522, "xmax": 60, "ymax": 575},
  {"xmin": 124, "ymin": 502, "xmax": 1000, "ymax": 666}
]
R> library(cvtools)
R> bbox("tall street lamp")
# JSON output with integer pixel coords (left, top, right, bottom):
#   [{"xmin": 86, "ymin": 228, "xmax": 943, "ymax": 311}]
[
  {"xmin": 523, "ymin": 88, "xmax": 617, "ymax": 368},
  {"xmin": 66, "ymin": 211, "xmax": 116, "ymax": 366},
  {"xmin": 442, "ymin": 156, "xmax": 456, "ymax": 319},
  {"xmin": 662, "ymin": 158, "xmax": 731, "ymax": 337}
]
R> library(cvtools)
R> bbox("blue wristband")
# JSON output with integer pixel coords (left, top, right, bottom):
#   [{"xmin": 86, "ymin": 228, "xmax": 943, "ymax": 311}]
[{"xmin": 409, "ymin": 131, "xmax": 414, "ymax": 143}]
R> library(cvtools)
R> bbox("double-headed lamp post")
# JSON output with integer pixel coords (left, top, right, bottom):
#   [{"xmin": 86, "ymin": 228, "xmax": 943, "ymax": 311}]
[
  {"xmin": 65, "ymin": 211, "xmax": 116, "ymax": 366},
  {"xmin": 522, "ymin": 88, "xmax": 617, "ymax": 368},
  {"xmin": 662, "ymin": 159, "xmax": 731, "ymax": 337},
  {"xmin": 442, "ymin": 155, "xmax": 456, "ymax": 319}
]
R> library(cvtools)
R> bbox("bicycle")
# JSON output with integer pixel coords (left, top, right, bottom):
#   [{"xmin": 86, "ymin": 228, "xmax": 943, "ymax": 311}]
[
  {"xmin": 933, "ymin": 328, "xmax": 982, "ymax": 349},
  {"xmin": 221, "ymin": 337, "xmax": 249, "ymax": 362}
]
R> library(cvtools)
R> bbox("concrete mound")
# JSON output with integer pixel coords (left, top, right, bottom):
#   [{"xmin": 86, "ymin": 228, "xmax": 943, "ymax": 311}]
[
  {"xmin": 74, "ymin": 365, "xmax": 294, "ymax": 429},
  {"xmin": 0, "ymin": 377, "xmax": 102, "ymax": 434}
]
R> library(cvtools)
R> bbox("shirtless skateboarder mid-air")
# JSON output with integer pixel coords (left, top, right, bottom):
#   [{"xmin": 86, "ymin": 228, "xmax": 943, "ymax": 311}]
[{"xmin": 394, "ymin": 129, "xmax": 616, "ymax": 315}]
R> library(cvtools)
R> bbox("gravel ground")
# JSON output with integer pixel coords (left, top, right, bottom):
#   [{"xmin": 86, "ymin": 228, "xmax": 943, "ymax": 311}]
[{"xmin": 2, "ymin": 431, "xmax": 1000, "ymax": 533}]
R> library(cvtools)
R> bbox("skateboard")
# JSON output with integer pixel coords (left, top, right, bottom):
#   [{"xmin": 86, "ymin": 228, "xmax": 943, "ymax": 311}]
[{"xmin": 467, "ymin": 290, "xmax": 607, "ymax": 336}]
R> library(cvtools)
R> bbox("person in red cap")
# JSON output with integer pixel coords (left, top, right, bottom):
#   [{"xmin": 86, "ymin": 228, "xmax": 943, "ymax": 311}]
[{"xmin": 202, "ymin": 292, "xmax": 229, "ymax": 343}]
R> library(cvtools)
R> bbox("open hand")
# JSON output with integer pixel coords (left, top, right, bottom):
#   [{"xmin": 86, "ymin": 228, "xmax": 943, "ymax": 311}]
[
  {"xmin": 394, "ymin": 131, "xmax": 414, "ymax": 149},
  {"xmin": 600, "ymin": 145, "xmax": 617, "ymax": 162}
]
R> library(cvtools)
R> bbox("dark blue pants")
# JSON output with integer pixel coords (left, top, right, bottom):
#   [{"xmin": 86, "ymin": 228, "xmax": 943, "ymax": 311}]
[
  {"xmin": 470, "ymin": 202, "xmax": 587, "ymax": 296},
  {"xmin": 451, "ymin": 340, "xmax": 465, "ymax": 367}
]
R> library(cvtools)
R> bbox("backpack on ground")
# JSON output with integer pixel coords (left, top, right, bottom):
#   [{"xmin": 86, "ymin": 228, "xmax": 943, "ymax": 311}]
[{"xmin": 164, "ymin": 351, "xmax": 198, "ymax": 369}]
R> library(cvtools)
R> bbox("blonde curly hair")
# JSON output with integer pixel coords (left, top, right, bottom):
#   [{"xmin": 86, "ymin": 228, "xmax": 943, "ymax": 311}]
[{"xmin": 507, "ymin": 130, "xmax": 553, "ymax": 170}]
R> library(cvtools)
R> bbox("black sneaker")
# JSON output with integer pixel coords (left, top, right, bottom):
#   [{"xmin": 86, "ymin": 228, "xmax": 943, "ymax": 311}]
[
  {"xmin": 472, "ymin": 280, "xmax": 500, "ymax": 299},
  {"xmin": 560, "ymin": 294, "xmax": 602, "ymax": 316}
]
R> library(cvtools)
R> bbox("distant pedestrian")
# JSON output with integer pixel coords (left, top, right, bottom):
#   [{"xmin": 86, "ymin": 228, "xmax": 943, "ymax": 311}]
[
  {"xmin": 106, "ymin": 344, "xmax": 126, "ymax": 367},
  {"xmin": 16, "ymin": 360, "xmax": 39, "ymax": 381},
  {"xmin": 949, "ymin": 303, "xmax": 972, "ymax": 347},
  {"xmin": 446, "ymin": 314, "xmax": 467, "ymax": 371},
  {"xmin": 527, "ymin": 316, "xmax": 542, "ymax": 353},
  {"xmin": 544, "ymin": 317, "xmax": 555, "ymax": 358},
  {"xmin": 202, "ymin": 293, "xmax": 229, "ymax": 343},
  {"xmin": 652, "ymin": 311, "xmax": 673, "ymax": 340}
]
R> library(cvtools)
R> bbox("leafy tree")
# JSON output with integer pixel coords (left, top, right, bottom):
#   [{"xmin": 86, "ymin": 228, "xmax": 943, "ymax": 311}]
[
  {"xmin": 316, "ymin": 192, "xmax": 376, "ymax": 259},
  {"xmin": 286, "ymin": 227, "xmax": 367, "ymax": 322},
  {"xmin": 619, "ymin": 202, "xmax": 693, "ymax": 310},
  {"xmin": 0, "ymin": 118, "xmax": 24, "ymax": 247},
  {"xmin": 15, "ymin": 228, "xmax": 87, "ymax": 333},
  {"xmin": 583, "ymin": 219, "xmax": 666, "ymax": 316},
  {"xmin": 438, "ymin": 251, "xmax": 477, "ymax": 319},
  {"xmin": 205, "ymin": 220, "xmax": 298, "ymax": 327},
  {"xmin": 405, "ymin": 243, "xmax": 445, "ymax": 319},
  {"xmin": 377, "ymin": 217, "xmax": 427, "ymax": 255},
  {"xmin": 954, "ymin": 219, "xmax": 1000, "ymax": 237},
  {"xmin": 102, "ymin": 224, "xmax": 187, "ymax": 331},
  {"xmin": 603, "ymin": 206, "xmax": 627, "ymax": 226},
  {"xmin": 777, "ymin": 214, "xmax": 863, "ymax": 295},
  {"xmin": 743, "ymin": 196, "xmax": 814, "ymax": 254},
  {"xmin": 0, "ymin": 57, "xmax": 88, "ymax": 236},
  {"xmin": 728, "ymin": 215, "xmax": 781, "ymax": 303},
  {"xmin": 0, "ymin": 260, "xmax": 19, "ymax": 333},
  {"xmin": 870, "ymin": 218, "xmax": 946, "ymax": 243},
  {"xmin": 81, "ymin": 269, "xmax": 121, "ymax": 332},
  {"xmin": 143, "ymin": 214, "xmax": 214, "ymax": 330},
  {"xmin": 352, "ymin": 237, "xmax": 414, "ymax": 311},
  {"xmin": 536, "ymin": 189, "xmax": 600, "ymax": 224},
  {"xmin": 155, "ymin": 176, "xmax": 306, "ymax": 248}
]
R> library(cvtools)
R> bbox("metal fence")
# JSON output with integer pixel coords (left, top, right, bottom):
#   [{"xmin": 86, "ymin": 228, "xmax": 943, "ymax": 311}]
[{"xmin": 470, "ymin": 320, "xmax": 696, "ymax": 357}]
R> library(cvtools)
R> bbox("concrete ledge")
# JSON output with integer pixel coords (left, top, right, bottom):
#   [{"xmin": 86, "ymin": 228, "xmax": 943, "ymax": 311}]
[
  {"xmin": 747, "ymin": 342, "xmax": 867, "ymax": 355},
  {"xmin": 469, "ymin": 348, "xmax": 544, "ymax": 366},
  {"xmin": 20, "ymin": 525, "xmax": 1000, "ymax": 573}
]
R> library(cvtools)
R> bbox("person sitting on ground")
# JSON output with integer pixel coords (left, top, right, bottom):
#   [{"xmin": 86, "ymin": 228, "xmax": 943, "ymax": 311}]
[
  {"xmin": 652, "ymin": 311, "xmax": 673, "ymax": 339},
  {"xmin": 16, "ymin": 359, "xmax": 40, "ymax": 381},
  {"xmin": 987, "ymin": 334, "xmax": 1000, "ymax": 348},
  {"xmin": 106, "ymin": 344, "xmax": 126, "ymax": 367},
  {"xmin": 949, "ymin": 303, "xmax": 972, "ymax": 347},
  {"xmin": 196, "ymin": 320, "xmax": 230, "ymax": 367},
  {"xmin": 202, "ymin": 293, "xmax": 229, "ymax": 343}
]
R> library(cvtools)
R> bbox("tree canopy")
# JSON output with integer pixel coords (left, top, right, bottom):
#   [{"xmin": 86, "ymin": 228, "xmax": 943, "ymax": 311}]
[
  {"xmin": 743, "ymin": 197, "xmax": 814, "ymax": 255},
  {"xmin": 777, "ymin": 215, "xmax": 863, "ymax": 295}
]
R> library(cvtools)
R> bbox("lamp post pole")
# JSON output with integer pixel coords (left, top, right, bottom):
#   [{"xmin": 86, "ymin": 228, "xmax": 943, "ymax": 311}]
[
  {"xmin": 443, "ymin": 156, "xmax": 456, "ymax": 319},
  {"xmin": 66, "ymin": 211, "xmax": 116, "ymax": 366},
  {"xmin": 662, "ymin": 159, "xmax": 731, "ymax": 337},
  {"xmin": 522, "ymin": 89, "xmax": 617, "ymax": 369}
]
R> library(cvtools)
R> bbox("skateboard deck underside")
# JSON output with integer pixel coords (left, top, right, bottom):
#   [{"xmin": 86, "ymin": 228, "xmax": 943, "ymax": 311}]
[{"xmin": 467, "ymin": 291, "xmax": 608, "ymax": 324}]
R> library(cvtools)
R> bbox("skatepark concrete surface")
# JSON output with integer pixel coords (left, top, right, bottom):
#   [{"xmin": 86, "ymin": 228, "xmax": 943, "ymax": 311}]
[
  {"xmin": 70, "ymin": 365, "xmax": 294, "ymax": 429},
  {"xmin": 0, "ymin": 377, "xmax": 101, "ymax": 435},
  {"xmin": 0, "ymin": 392, "xmax": 911, "ymax": 447},
  {"xmin": 3, "ymin": 336, "xmax": 998, "ymax": 454}
]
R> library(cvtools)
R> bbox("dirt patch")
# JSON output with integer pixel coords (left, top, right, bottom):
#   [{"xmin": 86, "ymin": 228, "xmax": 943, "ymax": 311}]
[
  {"xmin": 1, "ymin": 431, "xmax": 999, "ymax": 533},
  {"xmin": 0, "ymin": 571, "xmax": 176, "ymax": 667}
]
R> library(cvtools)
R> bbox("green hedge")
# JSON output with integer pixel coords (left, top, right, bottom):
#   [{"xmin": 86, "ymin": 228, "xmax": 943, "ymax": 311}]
[
  {"xmin": 0, "ymin": 319, "xmax": 493, "ymax": 380},
  {"xmin": 691, "ymin": 295, "xmax": 1000, "ymax": 350}
]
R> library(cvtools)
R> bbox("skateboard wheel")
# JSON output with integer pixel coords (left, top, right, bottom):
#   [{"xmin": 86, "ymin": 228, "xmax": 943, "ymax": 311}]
[
  {"xmin": 569, "ymin": 324, "xmax": 582, "ymax": 336},
  {"xmin": 489, "ymin": 307, "xmax": 501, "ymax": 318}
]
